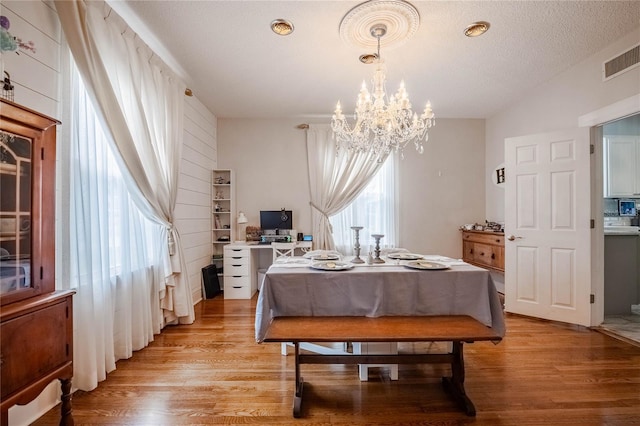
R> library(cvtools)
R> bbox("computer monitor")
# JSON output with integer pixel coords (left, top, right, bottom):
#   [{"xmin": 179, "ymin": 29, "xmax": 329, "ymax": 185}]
[
  {"xmin": 260, "ymin": 210, "xmax": 292, "ymax": 230},
  {"xmin": 619, "ymin": 199, "xmax": 637, "ymax": 217}
]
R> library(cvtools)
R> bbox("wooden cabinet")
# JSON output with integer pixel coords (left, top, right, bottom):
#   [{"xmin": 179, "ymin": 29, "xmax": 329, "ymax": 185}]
[
  {"xmin": 603, "ymin": 136, "xmax": 640, "ymax": 197},
  {"xmin": 0, "ymin": 100, "xmax": 74, "ymax": 425},
  {"xmin": 461, "ymin": 231, "xmax": 505, "ymax": 272}
]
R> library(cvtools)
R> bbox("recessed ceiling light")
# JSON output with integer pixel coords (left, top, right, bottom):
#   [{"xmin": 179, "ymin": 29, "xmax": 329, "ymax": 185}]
[
  {"xmin": 359, "ymin": 53, "xmax": 378, "ymax": 64},
  {"xmin": 464, "ymin": 21, "xmax": 490, "ymax": 37},
  {"xmin": 271, "ymin": 19, "xmax": 294, "ymax": 36}
]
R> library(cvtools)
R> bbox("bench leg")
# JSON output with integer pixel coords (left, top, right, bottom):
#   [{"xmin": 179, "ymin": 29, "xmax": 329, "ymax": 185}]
[
  {"xmin": 293, "ymin": 342, "xmax": 304, "ymax": 418},
  {"xmin": 441, "ymin": 341, "xmax": 476, "ymax": 416}
]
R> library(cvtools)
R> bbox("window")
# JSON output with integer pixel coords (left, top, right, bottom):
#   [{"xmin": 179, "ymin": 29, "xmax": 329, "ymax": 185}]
[
  {"xmin": 330, "ymin": 156, "xmax": 397, "ymax": 254},
  {"xmin": 65, "ymin": 60, "xmax": 161, "ymax": 284},
  {"xmin": 58, "ymin": 30, "xmax": 172, "ymax": 392}
]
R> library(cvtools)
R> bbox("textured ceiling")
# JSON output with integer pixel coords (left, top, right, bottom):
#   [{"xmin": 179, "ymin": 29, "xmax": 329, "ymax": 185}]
[{"xmin": 118, "ymin": 1, "xmax": 640, "ymax": 119}]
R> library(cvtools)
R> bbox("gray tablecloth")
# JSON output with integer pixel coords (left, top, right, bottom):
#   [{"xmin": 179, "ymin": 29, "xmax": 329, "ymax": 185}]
[{"xmin": 254, "ymin": 262, "xmax": 506, "ymax": 342}]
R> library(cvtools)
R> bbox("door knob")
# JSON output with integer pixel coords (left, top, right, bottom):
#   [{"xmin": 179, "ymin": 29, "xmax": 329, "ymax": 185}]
[{"xmin": 507, "ymin": 235, "xmax": 523, "ymax": 241}]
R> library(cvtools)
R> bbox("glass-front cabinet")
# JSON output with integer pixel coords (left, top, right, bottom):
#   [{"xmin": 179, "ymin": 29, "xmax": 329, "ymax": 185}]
[
  {"xmin": 0, "ymin": 99, "xmax": 75, "ymax": 425},
  {"xmin": 1, "ymin": 127, "xmax": 33, "ymax": 298},
  {"xmin": 0, "ymin": 100, "xmax": 57, "ymax": 305}
]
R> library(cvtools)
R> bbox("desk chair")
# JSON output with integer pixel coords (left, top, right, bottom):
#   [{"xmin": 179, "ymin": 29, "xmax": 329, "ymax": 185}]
[
  {"xmin": 258, "ymin": 242, "xmax": 297, "ymax": 294},
  {"xmin": 272, "ymin": 242, "xmax": 296, "ymax": 263},
  {"xmin": 271, "ymin": 241, "xmax": 297, "ymax": 355}
]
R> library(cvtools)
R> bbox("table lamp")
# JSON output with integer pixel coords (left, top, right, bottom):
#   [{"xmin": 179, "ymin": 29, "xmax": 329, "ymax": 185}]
[{"xmin": 237, "ymin": 211, "xmax": 248, "ymax": 242}]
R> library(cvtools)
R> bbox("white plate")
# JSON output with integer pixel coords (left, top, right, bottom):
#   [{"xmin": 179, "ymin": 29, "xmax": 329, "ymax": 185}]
[
  {"xmin": 310, "ymin": 254, "xmax": 341, "ymax": 261},
  {"xmin": 404, "ymin": 261, "xmax": 450, "ymax": 270},
  {"xmin": 310, "ymin": 261, "xmax": 354, "ymax": 271},
  {"xmin": 387, "ymin": 252, "xmax": 423, "ymax": 260}
]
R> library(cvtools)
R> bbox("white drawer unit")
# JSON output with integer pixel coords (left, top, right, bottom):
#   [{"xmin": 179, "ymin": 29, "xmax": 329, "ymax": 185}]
[
  {"xmin": 223, "ymin": 246, "xmax": 257, "ymax": 299},
  {"xmin": 223, "ymin": 276, "xmax": 251, "ymax": 299},
  {"xmin": 224, "ymin": 262, "xmax": 249, "ymax": 276},
  {"xmin": 224, "ymin": 255, "xmax": 250, "ymax": 276}
]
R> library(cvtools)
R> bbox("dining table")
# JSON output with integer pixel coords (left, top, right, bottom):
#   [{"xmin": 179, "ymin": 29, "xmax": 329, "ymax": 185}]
[{"xmin": 255, "ymin": 254, "xmax": 506, "ymax": 343}]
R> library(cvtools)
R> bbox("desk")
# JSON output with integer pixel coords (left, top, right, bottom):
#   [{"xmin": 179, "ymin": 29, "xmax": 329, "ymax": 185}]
[
  {"xmin": 223, "ymin": 241, "xmax": 312, "ymax": 299},
  {"xmin": 255, "ymin": 258, "xmax": 505, "ymax": 341}
]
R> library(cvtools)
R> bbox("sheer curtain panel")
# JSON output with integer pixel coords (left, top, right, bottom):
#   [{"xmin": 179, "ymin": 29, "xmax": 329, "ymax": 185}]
[
  {"xmin": 330, "ymin": 156, "xmax": 398, "ymax": 255},
  {"xmin": 58, "ymin": 58, "xmax": 166, "ymax": 391},
  {"xmin": 55, "ymin": 0, "xmax": 194, "ymax": 328},
  {"xmin": 306, "ymin": 124, "xmax": 388, "ymax": 250}
]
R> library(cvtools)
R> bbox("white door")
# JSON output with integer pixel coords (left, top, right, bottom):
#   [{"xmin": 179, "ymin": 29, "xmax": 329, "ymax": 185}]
[{"xmin": 505, "ymin": 128, "xmax": 591, "ymax": 326}]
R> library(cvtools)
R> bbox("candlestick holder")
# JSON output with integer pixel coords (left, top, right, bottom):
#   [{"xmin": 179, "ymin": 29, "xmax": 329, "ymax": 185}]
[
  {"xmin": 350, "ymin": 226, "xmax": 364, "ymax": 264},
  {"xmin": 371, "ymin": 234, "xmax": 385, "ymax": 263}
]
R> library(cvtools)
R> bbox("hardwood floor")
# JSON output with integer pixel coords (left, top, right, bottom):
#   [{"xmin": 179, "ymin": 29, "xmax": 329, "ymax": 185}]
[{"xmin": 33, "ymin": 296, "xmax": 640, "ymax": 425}]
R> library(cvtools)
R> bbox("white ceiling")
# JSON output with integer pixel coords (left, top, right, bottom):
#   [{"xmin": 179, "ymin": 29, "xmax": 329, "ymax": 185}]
[{"xmin": 119, "ymin": 1, "xmax": 640, "ymax": 119}]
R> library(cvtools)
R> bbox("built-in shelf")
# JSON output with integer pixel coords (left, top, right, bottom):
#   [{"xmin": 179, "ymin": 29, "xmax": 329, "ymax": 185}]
[{"xmin": 212, "ymin": 170, "xmax": 235, "ymax": 258}]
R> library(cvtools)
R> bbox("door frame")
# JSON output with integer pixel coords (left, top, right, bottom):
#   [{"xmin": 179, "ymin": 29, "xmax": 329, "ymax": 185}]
[{"xmin": 579, "ymin": 94, "xmax": 640, "ymax": 326}]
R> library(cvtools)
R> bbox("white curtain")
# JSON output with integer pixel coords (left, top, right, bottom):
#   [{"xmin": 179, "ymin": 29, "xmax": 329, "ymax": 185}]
[
  {"xmin": 59, "ymin": 58, "xmax": 166, "ymax": 391},
  {"xmin": 306, "ymin": 124, "xmax": 388, "ymax": 250},
  {"xmin": 330, "ymin": 155, "xmax": 398, "ymax": 255},
  {"xmin": 55, "ymin": 0, "xmax": 194, "ymax": 327}
]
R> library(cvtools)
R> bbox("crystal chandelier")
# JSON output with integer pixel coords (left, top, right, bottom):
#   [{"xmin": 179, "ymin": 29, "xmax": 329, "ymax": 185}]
[{"xmin": 331, "ymin": 24, "xmax": 434, "ymax": 161}]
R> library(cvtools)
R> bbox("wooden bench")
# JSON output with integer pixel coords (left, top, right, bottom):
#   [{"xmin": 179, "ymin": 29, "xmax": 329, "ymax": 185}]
[{"xmin": 263, "ymin": 315, "xmax": 502, "ymax": 418}]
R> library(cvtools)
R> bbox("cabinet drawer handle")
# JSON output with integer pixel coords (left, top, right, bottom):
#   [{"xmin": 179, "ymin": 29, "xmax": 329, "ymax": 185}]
[
  {"xmin": 469, "ymin": 249, "xmax": 473, "ymax": 254},
  {"xmin": 480, "ymin": 252, "xmax": 485, "ymax": 256},
  {"xmin": 232, "ymin": 286, "xmax": 242, "ymax": 289},
  {"xmin": 232, "ymin": 276, "xmax": 242, "ymax": 278},
  {"xmin": 491, "ymin": 253, "xmax": 495, "ymax": 259}
]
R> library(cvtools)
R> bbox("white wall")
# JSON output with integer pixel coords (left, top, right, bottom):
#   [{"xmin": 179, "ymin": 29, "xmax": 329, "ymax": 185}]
[
  {"xmin": 176, "ymin": 96, "xmax": 217, "ymax": 303},
  {"xmin": 2, "ymin": 1, "xmax": 216, "ymax": 423},
  {"xmin": 0, "ymin": 0, "xmax": 60, "ymax": 116},
  {"xmin": 397, "ymin": 118, "xmax": 486, "ymax": 258},
  {"xmin": 217, "ymin": 118, "xmax": 314, "ymax": 235},
  {"xmin": 218, "ymin": 117, "xmax": 486, "ymax": 259},
  {"xmin": 485, "ymin": 28, "xmax": 640, "ymax": 222}
]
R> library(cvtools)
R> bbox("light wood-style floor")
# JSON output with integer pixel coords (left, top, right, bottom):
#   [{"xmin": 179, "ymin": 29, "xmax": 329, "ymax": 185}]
[{"xmin": 34, "ymin": 296, "xmax": 640, "ymax": 425}]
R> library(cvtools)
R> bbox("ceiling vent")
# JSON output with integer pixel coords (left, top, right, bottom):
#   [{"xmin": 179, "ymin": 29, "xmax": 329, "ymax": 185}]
[{"xmin": 602, "ymin": 44, "xmax": 639, "ymax": 81}]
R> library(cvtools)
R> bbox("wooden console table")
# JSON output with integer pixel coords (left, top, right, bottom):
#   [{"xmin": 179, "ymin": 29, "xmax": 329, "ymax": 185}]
[{"xmin": 461, "ymin": 230, "xmax": 505, "ymax": 272}]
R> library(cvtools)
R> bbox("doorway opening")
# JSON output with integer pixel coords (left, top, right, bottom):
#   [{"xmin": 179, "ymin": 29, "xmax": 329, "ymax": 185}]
[{"xmin": 598, "ymin": 113, "xmax": 640, "ymax": 345}]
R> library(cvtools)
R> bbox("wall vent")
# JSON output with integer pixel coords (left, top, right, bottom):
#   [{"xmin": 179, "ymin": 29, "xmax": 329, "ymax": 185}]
[{"xmin": 602, "ymin": 44, "xmax": 639, "ymax": 81}]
